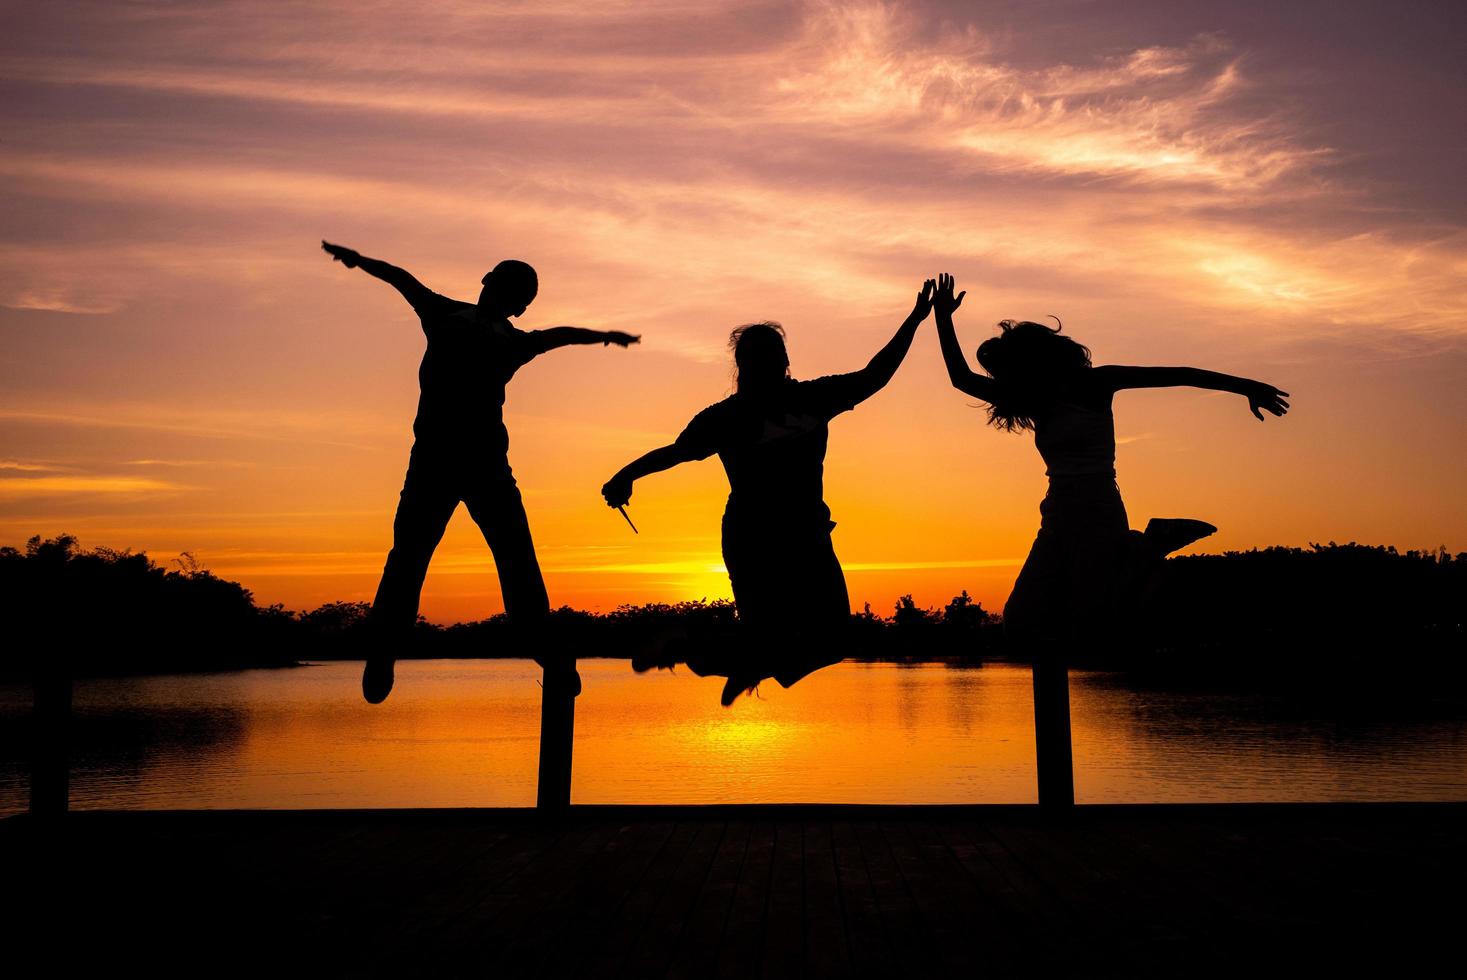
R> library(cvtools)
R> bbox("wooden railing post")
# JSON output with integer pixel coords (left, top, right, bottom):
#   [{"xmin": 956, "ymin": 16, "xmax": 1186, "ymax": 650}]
[
  {"xmin": 535, "ymin": 661, "xmax": 576, "ymax": 811},
  {"xmin": 1033, "ymin": 655, "xmax": 1075, "ymax": 808},
  {"xmin": 30, "ymin": 667, "xmax": 71, "ymax": 816}
]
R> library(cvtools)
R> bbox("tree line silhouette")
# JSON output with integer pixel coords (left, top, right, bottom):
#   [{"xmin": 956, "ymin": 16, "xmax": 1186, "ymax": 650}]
[{"xmin": 2, "ymin": 533, "xmax": 1462, "ymax": 680}]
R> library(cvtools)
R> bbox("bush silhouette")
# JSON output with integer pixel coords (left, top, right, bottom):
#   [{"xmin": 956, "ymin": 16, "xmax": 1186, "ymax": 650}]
[{"xmin": 2, "ymin": 534, "xmax": 1461, "ymax": 678}]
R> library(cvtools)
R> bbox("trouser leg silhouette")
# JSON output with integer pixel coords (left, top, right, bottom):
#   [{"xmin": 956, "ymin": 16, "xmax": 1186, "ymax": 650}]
[
  {"xmin": 371, "ymin": 455, "xmax": 551, "ymax": 636},
  {"xmin": 463, "ymin": 473, "xmax": 575, "ymax": 809},
  {"xmin": 360, "ymin": 461, "xmax": 456, "ymax": 703},
  {"xmin": 462, "ymin": 478, "xmax": 550, "ymax": 626},
  {"xmin": 370, "ymin": 475, "xmax": 458, "ymax": 636}
]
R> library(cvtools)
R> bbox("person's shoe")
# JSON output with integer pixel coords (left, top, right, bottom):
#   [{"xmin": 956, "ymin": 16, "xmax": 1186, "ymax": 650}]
[
  {"xmin": 772, "ymin": 649, "xmax": 845, "ymax": 689},
  {"xmin": 720, "ymin": 674, "xmax": 763, "ymax": 707},
  {"xmin": 1142, "ymin": 518, "xmax": 1217, "ymax": 556},
  {"xmin": 362, "ymin": 656, "xmax": 395, "ymax": 705}
]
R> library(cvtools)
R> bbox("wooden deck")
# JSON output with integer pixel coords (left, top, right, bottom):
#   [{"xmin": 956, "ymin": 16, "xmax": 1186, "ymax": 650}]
[{"xmin": 4, "ymin": 804, "xmax": 1463, "ymax": 977}]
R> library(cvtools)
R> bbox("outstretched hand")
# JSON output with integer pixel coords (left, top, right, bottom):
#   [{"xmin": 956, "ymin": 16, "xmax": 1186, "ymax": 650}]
[
  {"xmin": 603, "ymin": 331, "xmax": 641, "ymax": 348},
  {"xmin": 910, "ymin": 279, "xmax": 936, "ymax": 321},
  {"xmin": 602, "ymin": 475, "xmax": 633, "ymax": 508},
  {"xmin": 934, "ymin": 272, "xmax": 965, "ymax": 316},
  {"xmin": 321, "ymin": 240, "xmax": 360, "ymax": 269},
  {"xmin": 1245, "ymin": 382, "xmax": 1290, "ymax": 421}
]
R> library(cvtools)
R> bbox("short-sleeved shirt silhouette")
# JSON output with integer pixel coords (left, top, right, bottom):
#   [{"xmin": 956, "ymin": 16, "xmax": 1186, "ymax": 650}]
[
  {"xmin": 674, "ymin": 375, "xmax": 865, "ymax": 528},
  {"xmin": 409, "ymin": 292, "xmax": 541, "ymax": 456}
]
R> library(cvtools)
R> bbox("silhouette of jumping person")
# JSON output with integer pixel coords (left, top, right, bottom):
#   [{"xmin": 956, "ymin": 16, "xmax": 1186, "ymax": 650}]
[
  {"xmin": 322, "ymin": 241, "xmax": 639, "ymax": 703},
  {"xmin": 602, "ymin": 281, "xmax": 937, "ymax": 704},
  {"xmin": 929, "ymin": 272, "xmax": 1289, "ymax": 803}
]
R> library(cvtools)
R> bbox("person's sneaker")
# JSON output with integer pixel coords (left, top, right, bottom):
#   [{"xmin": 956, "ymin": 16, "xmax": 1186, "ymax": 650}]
[
  {"xmin": 362, "ymin": 656, "xmax": 395, "ymax": 704},
  {"xmin": 720, "ymin": 674, "xmax": 763, "ymax": 707},
  {"xmin": 1142, "ymin": 518, "xmax": 1218, "ymax": 556}
]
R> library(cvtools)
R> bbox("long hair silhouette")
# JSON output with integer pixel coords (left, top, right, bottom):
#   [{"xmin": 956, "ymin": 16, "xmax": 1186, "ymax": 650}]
[{"xmin": 976, "ymin": 318, "xmax": 1091, "ymax": 432}]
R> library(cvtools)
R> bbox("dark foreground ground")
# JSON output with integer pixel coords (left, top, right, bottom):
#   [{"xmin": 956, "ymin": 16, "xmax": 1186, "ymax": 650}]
[{"xmin": 3, "ymin": 804, "xmax": 1464, "ymax": 977}]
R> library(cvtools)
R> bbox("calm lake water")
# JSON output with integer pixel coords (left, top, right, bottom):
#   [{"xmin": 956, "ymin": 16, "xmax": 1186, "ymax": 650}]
[{"xmin": 3, "ymin": 659, "xmax": 1465, "ymax": 812}]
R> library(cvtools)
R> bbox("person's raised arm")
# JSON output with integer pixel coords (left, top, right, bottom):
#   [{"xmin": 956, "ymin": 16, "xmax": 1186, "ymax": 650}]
[
  {"xmin": 321, "ymin": 240, "xmax": 433, "ymax": 310},
  {"xmin": 932, "ymin": 273, "xmax": 996, "ymax": 401},
  {"xmin": 1093, "ymin": 365, "xmax": 1290, "ymax": 421},
  {"xmin": 837, "ymin": 279, "xmax": 935, "ymax": 406},
  {"xmin": 525, "ymin": 326, "xmax": 640, "ymax": 357},
  {"xmin": 601, "ymin": 444, "xmax": 698, "ymax": 508}
]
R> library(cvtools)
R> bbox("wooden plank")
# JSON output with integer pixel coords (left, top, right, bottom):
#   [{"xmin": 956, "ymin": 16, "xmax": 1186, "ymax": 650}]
[
  {"xmin": 946, "ymin": 817, "xmax": 1093, "ymax": 973},
  {"xmin": 1002, "ymin": 817, "xmax": 1197, "ymax": 973},
  {"xmin": 348, "ymin": 823, "xmax": 571, "ymax": 973},
  {"xmin": 932, "ymin": 818, "xmax": 1049, "ymax": 969},
  {"xmin": 830, "ymin": 820, "xmax": 896, "ymax": 980},
  {"xmin": 760, "ymin": 820, "xmax": 805, "ymax": 980},
  {"xmin": 800, "ymin": 820, "xmax": 852, "ymax": 978},
  {"xmin": 622, "ymin": 819, "xmax": 728, "ymax": 978},
  {"xmin": 580, "ymin": 819, "xmax": 702, "ymax": 978},
  {"xmin": 1071, "ymin": 817, "xmax": 1275, "ymax": 942},
  {"xmin": 877, "ymin": 819, "xmax": 948, "ymax": 975},
  {"xmin": 715, "ymin": 819, "xmax": 775, "ymax": 980},
  {"xmin": 404, "ymin": 822, "xmax": 571, "ymax": 962},
  {"xmin": 471, "ymin": 822, "xmax": 628, "ymax": 971},
  {"xmin": 559, "ymin": 820, "xmax": 680, "ymax": 979},
  {"xmin": 983, "ymin": 817, "xmax": 1134, "ymax": 970},
  {"xmin": 665, "ymin": 819, "xmax": 751, "ymax": 980},
  {"xmin": 853, "ymin": 819, "xmax": 928, "ymax": 980},
  {"xmin": 903, "ymin": 818, "xmax": 1023, "ymax": 974}
]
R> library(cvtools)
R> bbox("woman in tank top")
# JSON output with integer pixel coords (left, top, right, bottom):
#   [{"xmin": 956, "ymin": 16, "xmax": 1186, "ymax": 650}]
[{"xmin": 929, "ymin": 273, "xmax": 1290, "ymax": 641}]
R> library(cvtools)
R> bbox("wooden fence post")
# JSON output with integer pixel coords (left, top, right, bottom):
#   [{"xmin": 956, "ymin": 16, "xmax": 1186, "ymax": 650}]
[
  {"xmin": 536, "ymin": 661, "xmax": 576, "ymax": 811},
  {"xmin": 30, "ymin": 668, "xmax": 71, "ymax": 816},
  {"xmin": 1032, "ymin": 655, "xmax": 1075, "ymax": 808}
]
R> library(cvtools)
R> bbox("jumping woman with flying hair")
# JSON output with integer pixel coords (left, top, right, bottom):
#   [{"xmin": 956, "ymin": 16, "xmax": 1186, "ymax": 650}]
[
  {"xmin": 929, "ymin": 273, "xmax": 1290, "ymax": 804},
  {"xmin": 603, "ymin": 281, "xmax": 937, "ymax": 705}
]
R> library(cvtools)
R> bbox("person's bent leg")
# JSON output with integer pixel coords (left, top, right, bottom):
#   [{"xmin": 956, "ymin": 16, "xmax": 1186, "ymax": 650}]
[{"xmin": 365, "ymin": 457, "xmax": 458, "ymax": 703}]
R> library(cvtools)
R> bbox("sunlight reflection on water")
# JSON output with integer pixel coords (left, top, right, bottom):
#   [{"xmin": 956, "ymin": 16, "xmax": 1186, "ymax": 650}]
[{"xmin": 2, "ymin": 660, "xmax": 1465, "ymax": 812}]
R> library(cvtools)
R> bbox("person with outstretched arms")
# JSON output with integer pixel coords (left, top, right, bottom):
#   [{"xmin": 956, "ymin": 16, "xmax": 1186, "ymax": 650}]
[{"xmin": 322, "ymin": 241, "xmax": 638, "ymax": 703}]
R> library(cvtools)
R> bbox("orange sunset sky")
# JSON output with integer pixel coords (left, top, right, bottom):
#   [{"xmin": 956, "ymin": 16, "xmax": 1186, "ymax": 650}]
[{"xmin": 3, "ymin": 1, "xmax": 1464, "ymax": 624}]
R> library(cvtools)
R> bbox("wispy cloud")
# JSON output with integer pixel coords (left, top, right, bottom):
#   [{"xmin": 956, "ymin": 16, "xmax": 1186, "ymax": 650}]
[
  {"xmin": 4, "ymin": 288, "xmax": 122, "ymax": 315},
  {"xmin": 0, "ymin": 406, "xmax": 388, "ymax": 449},
  {"xmin": 775, "ymin": 6, "xmax": 1324, "ymax": 192},
  {"xmin": 125, "ymin": 458, "xmax": 256, "ymax": 468},
  {"xmin": 0, "ymin": 476, "xmax": 189, "ymax": 497},
  {"xmin": 2, "ymin": 3, "xmax": 1325, "ymax": 195}
]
